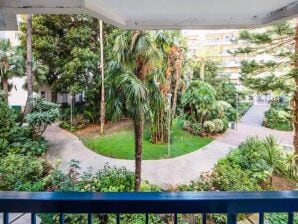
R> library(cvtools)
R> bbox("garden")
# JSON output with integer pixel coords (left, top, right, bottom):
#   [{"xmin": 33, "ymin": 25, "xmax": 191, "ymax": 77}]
[{"xmin": 0, "ymin": 14, "xmax": 298, "ymax": 224}]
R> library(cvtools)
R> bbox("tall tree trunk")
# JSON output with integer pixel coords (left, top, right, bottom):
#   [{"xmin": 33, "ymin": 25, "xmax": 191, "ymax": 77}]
[
  {"xmin": 134, "ymin": 64, "xmax": 146, "ymax": 191},
  {"xmin": 99, "ymin": 20, "xmax": 105, "ymax": 135},
  {"xmin": 2, "ymin": 78, "xmax": 9, "ymax": 103},
  {"xmin": 294, "ymin": 23, "xmax": 298, "ymax": 158},
  {"xmin": 171, "ymin": 49, "xmax": 182, "ymax": 120},
  {"xmin": 23, "ymin": 14, "xmax": 33, "ymax": 117},
  {"xmin": 133, "ymin": 114, "xmax": 144, "ymax": 191}
]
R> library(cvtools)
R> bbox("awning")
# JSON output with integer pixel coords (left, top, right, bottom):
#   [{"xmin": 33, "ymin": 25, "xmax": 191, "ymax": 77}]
[{"xmin": 1, "ymin": 0, "xmax": 298, "ymax": 30}]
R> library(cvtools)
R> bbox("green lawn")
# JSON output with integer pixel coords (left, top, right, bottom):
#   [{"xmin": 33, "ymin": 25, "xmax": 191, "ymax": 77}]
[{"xmin": 83, "ymin": 120, "xmax": 213, "ymax": 160}]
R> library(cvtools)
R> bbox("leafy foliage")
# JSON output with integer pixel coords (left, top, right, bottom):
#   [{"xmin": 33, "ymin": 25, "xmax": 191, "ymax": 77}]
[
  {"xmin": 26, "ymin": 98, "xmax": 60, "ymax": 138},
  {"xmin": 264, "ymin": 98, "xmax": 293, "ymax": 131},
  {"xmin": 0, "ymin": 153, "xmax": 47, "ymax": 191},
  {"xmin": 182, "ymin": 80, "xmax": 216, "ymax": 124},
  {"xmin": 0, "ymin": 101, "xmax": 16, "ymax": 139},
  {"xmin": 0, "ymin": 102, "xmax": 47, "ymax": 156},
  {"xmin": 234, "ymin": 21, "xmax": 295, "ymax": 94},
  {"xmin": 180, "ymin": 136, "xmax": 297, "ymax": 194}
]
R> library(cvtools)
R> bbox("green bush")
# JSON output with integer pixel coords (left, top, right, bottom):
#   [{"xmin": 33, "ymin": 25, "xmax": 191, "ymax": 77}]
[
  {"xmin": 0, "ymin": 102, "xmax": 16, "ymax": 139},
  {"xmin": 42, "ymin": 161, "xmax": 162, "ymax": 224},
  {"xmin": 212, "ymin": 119, "xmax": 224, "ymax": 133},
  {"xmin": 8, "ymin": 126, "xmax": 47, "ymax": 156},
  {"xmin": 26, "ymin": 98, "xmax": 60, "ymax": 139},
  {"xmin": 0, "ymin": 153, "xmax": 47, "ymax": 191},
  {"xmin": 183, "ymin": 119, "xmax": 225, "ymax": 136},
  {"xmin": 59, "ymin": 114, "xmax": 88, "ymax": 132},
  {"xmin": 264, "ymin": 108, "xmax": 292, "ymax": 131},
  {"xmin": 181, "ymin": 137, "xmax": 283, "ymax": 194},
  {"xmin": 203, "ymin": 120, "xmax": 216, "ymax": 133},
  {"xmin": 271, "ymin": 97, "xmax": 290, "ymax": 110},
  {"xmin": 0, "ymin": 102, "xmax": 47, "ymax": 156}
]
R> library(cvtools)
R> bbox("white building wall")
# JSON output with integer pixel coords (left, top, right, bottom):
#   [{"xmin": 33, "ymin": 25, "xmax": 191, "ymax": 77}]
[{"xmin": 8, "ymin": 77, "xmax": 27, "ymax": 108}]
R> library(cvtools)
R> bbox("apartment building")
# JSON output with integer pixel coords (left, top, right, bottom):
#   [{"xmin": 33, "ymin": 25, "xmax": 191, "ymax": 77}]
[{"xmin": 182, "ymin": 29, "xmax": 272, "ymax": 103}]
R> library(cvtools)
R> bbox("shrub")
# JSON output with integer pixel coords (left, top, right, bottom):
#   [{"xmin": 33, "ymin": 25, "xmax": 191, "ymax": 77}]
[
  {"xmin": 0, "ymin": 153, "xmax": 47, "ymax": 191},
  {"xmin": 26, "ymin": 98, "xmax": 60, "ymax": 139},
  {"xmin": 182, "ymin": 80, "xmax": 216, "ymax": 123},
  {"xmin": 42, "ymin": 162, "xmax": 161, "ymax": 224},
  {"xmin": 0, "ymin": 102, "xmax": 47, "ymax": 156},
  {"xmin": 189, "ymin": 123, "xmax": 202, "ymax": 135},
  {"xmin": 212, "ymin": 119, "xmax": 224, "ymax": 133},
  {"xmin": 203, "ymin": 120, "xmax": 216, "ymax": 133},
  {"xmin": 264, "ymin": 108, "xmax": 292, "ymax": 131},
  {"xmin": 0, "ymin": 102, "xmax": 16, "ymax": 139},
  {"xmin": 81, "ymin": 164, "xmax": 135, "ymax": 192},
  {"xmin": 183, "ymin": 121, "xmax": 202, "ymax": 136},
  {"xmin": 183, "ymin": 120, "xmax": 191, "ymax": 131}
]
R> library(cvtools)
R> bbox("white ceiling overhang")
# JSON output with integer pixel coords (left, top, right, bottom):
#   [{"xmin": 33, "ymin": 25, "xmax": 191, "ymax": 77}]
[{"xmin": 0, "ymin": 0, "xmax": 298, "ymax": 30}]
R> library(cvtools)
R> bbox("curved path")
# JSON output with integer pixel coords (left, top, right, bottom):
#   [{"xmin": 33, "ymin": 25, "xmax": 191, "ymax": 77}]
[{"xmin": 45, "ymin": 104, "xmax": 293, "ymax": 186}]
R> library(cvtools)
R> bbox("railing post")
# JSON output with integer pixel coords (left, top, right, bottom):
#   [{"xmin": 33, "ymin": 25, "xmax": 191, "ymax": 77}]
[
  {"xmin": 59, "ymin": 213, "xmax": 64, "ymax": 224},
  {"xmin": 288, "ymin": 212, "xmax": 294, "ymax": 224},
  {"xmin": 227, "ymin": 213, "xmax": 237, "ymax": 224},
  {"xmin": 88, "ymin": 213, "xmax": 92, "ymax": 224},
  {"xmin": 202, "ymin": 213, "xmax": 207, "ymax": 224},
  {"xmin": 116, "ymin": 213, "xmax": 120, "ymax": 224},
  {"xmin": 174, "ymin": 213, "xmax": 178, "ymax": 224},
  {"xmin": 31, "ymin": 213, "xmax": 36, "ymax": 224},
  {"xmin": 259, "ymin": 212, "xmax": 264, "ymax": 224},
  {"xmin": 3, "ymin": 213, "xmax": 9, "ymax": 224}
]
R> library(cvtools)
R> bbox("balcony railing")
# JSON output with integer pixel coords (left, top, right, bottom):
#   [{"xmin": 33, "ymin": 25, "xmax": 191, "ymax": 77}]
[{"xmin": 1, "ymin": 191, "xmax": 298, "ymax": 224}]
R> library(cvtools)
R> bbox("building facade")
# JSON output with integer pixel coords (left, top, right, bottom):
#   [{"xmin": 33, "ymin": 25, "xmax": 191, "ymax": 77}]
[{"xmin": 182, "ymin": 29, "xmax": 272, "ymax": 104}]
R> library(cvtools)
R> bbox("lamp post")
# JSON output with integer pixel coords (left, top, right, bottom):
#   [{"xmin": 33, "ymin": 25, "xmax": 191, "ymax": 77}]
[
  {"xmin": 70, "ymin": 94, "xmax": 73, "ymax": 130},
  {"xmin": 235, "ymin": 82, "xmax": 240, "ymax": 131},
  {"xmin": 167, "ymin": 93, "xmax": 172, "ymax": 157}
]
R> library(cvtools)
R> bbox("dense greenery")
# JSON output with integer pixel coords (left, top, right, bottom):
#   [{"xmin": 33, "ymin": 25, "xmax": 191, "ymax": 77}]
[
  {"xmin": 233, "ymin": 22, "xmax": 295, "ymax": 93},
  {"xmin": 181, "ymin": 79, "xmax": 248, "ymax": 136},
  {"xmin": 0, "ymin": 101, "xmax": 48, "ymax": 156},
  {"xmin": 180, "ymin": 136, "xmax": 297, "ymax": 192},
  {"xmin": 84, "ymin": 120, "xmax": 212, "ymax": 160},
  {"xmin": 26, "ymin": 98, "xmax": 60, "ymax": 139},
  {"xmin": 264, "ymin": 98, "xmax": 293, "ymax": 131}
]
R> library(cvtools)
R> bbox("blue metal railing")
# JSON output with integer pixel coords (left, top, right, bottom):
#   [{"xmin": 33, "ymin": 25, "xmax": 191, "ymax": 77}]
[{"xmin": 0, "ymin": 191, "xmax": 298, "ymax": 224}]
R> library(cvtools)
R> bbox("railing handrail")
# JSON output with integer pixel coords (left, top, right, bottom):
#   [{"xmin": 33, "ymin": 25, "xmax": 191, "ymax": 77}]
[{"xmin": 1, "ymin": 191, "xmax": 298, "ymax": 214}]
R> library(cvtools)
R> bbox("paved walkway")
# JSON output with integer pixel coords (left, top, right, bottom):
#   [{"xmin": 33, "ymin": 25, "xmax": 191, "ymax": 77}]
[
  {"xmin": 45, "ymin": 104, "xmax": 293, "ymax": 186},
  {"xmin": 5, "ymin": 105, "xmax": 292, "ymax": 224}
]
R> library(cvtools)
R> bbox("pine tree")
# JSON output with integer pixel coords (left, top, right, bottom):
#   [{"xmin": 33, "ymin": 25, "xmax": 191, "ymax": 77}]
[{"xmin": 233, "ymin": 20, "xmax": 298, "ymax": 155}]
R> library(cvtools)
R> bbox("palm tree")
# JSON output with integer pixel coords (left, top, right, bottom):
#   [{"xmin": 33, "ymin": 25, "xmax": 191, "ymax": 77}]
[
  {"xmin": 0, "ymin": 39, "xmax": 24, "ymax": 103},
  {"xmin": 114, "ymin": 31, "xmax": 160, "ymax": 191},
  {"xmin": 150, "ymin": 31, "xmax": 184, "ymax": 143},
  {"xmin": 155, "ymin": 31, "xmax": 184, "ymax": 118},
  {"xmin": 23, "ymin": 14, "xmax": 33, "ymax": 116},
  {"xmin": 262, "ymin": 135, "xmax": 282, "ymax": 185}
]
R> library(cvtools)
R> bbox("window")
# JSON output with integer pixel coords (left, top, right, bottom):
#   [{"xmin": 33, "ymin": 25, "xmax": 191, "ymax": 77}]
[
  {"xmin": 51, "ymin": 92, "xmax": 57, "ymax": 103},
  {"xmin": 41, "ymin": 91, "xmax": 46, "ymax": 100},
  {"xmin": 62, "ymin": 93, "xmax": 68, "ymax": 104},
  {"xmin": 75, "ymin": 93, "xmax": 84, "ymax": 103}
]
